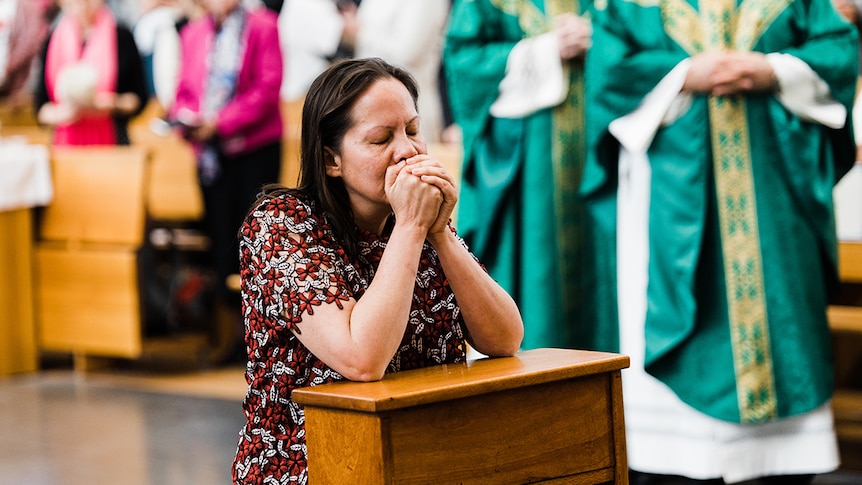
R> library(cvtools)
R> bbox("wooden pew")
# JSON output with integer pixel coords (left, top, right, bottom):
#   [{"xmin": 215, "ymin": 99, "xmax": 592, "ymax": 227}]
[
  {"xmin": 128, "ymin": 122, "xmax": 203, "ymax": 222},
  {"xmin": 34, "ymin": 146, "xmax": 149, "ymax": 368},
  {"xmin": 0, "ymin": 100, "xmax": 38, "ymax": 127},
  {"xmin": 829, "ymin": 240, "xmax": 862, "ymax": 470},
  {"xmin": 124, "ymin": 99, "xmax": 204, "ymax": 222},
  {"xmin": 39, "ymin": 146, "xmax": 149, "ymax": 245},
  {"xmin": 0, "ymin": 207, "xmax": 38, "ymax": 374},
  {"xmin": 280, "ymin": 99, "xmax": 303, "ymax": 188},
  {"xmin": 839, "ymin": 240, "xmax": 862, "ymax": 282},
  {"xmin": 0, "ymin": 124, "xmax": 52, "ymax": 146},
  {"xmin": 293, "ymin": 348, "xmax": 629, "ymax": 485},
  {"xmin": 0, "ymin": 142, "xmax": 49, "ymax": 375},
  {"xmin": 829, "ymin": 241, "xmax": 862, "ymax": 333}
]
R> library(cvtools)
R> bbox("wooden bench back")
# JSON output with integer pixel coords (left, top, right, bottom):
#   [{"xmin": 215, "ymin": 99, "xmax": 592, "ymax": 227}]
[
  {"xmin": 839, "ymin": 241, "xmax": 862, "ymax": 283},
  {"xmin": 128, "ymin": 123, "xmax": 203, "ymax": 221},
  {"xmin": 40, "ymin": 146, "xmax": 149, "ymax": 246}
]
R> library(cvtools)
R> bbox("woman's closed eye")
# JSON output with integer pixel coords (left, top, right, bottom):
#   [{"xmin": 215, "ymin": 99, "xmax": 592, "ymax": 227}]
[{"xmin": 370, "ymin": 133, "xmax": 417, "ymax": 145}]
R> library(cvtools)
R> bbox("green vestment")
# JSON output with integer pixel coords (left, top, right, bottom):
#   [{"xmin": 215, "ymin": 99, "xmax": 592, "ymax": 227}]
[
  {"xmin": 584, "ymin": 0, "xmax": 858, "ymax": 422},
  {"xmin": 444, "ymin": 0, "xmax": 618, "ymax": 351}
]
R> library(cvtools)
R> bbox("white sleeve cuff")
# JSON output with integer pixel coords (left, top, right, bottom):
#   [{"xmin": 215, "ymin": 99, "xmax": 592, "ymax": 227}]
[{"xmin": 767, "ymin": 52, "xmax": 846, "ymax": 129}]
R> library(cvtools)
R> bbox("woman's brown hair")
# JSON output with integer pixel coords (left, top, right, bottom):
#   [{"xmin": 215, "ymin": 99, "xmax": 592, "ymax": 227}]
[{"xmin": 254, "ymin": 57, "xmax": 419, "ymax": 258}]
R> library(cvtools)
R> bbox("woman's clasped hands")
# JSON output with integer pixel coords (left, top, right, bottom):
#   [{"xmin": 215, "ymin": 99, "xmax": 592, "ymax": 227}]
[{"xmin": 385, "ymin": 153, "xmax": 458, "ymax": 241}]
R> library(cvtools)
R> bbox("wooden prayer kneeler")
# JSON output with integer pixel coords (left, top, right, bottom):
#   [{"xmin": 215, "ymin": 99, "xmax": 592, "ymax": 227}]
[{"xmin": 292, "ymin": 347, "xmax": 630, "ymax": 484}]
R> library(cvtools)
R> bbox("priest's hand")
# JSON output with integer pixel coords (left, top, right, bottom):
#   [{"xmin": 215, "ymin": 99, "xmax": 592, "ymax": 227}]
[
  {"xmin": 710, "ymin": 52, "xmax": 776, "ymax": 95},
  {"xmin": 554, "ymin": 13, "xmax": 592, "ymax": 60},
  {"xmin": 684, "ymin": 51, "xmax": 777, "ymax": 96}
]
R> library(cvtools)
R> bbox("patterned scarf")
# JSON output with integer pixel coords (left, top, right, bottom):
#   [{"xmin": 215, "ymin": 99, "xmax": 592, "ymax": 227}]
[{"xmin": 198, "ymin": 5, "xmax": 246, "ymax": 185}]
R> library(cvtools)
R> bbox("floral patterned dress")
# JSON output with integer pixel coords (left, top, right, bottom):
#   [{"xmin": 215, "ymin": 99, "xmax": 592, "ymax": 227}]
[{"xmin": 232, "ymin": 192, "xmax": 469, "ymax": 484}]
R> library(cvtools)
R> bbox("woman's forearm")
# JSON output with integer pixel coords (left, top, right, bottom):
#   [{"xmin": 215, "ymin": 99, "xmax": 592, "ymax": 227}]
[
  {"xmin": 429, "ymin": 229, "xmax": 524, "ymax": 356},
  {"xmin": 339, "ymin": 222, "xmax": 429, "ymax": 379}
]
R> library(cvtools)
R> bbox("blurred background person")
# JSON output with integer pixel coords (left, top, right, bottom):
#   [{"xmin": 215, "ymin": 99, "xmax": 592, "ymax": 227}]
[
  {"xmin": 106, "ymin": 0, "xmax": 138, "ymax": 27},
  {"xmin": 172, "ymin": 0, "xmax": 283, "ymax": 363},
  {"xmin": 34, "ymin": 0, "xmax": 148, "ymax": 145},
  {"xmin": 583, "ymin": 0, "xmax": 859, "ymax": 482},
  {"xmin": 152, "ymin": 0, "xmax": 205, "ymax": 114},
  {"xmin": 0, "ymin": 0, "xmax": 56, "ymax": 110},
  {"xmin": 278, "ymin": 0, "xmax": 359, "ymax": 102},
  {"xmin": 260, "ymin": 0, "xmax": 282, "ymax": 12},
  {"xmin": 834, "ymin": 0, "xmax": 862, "ymax": 40},
  {"xmin": 354, "ymin": 0, "xmax": 450, "ymax": 143},
  {"xmin": 133, "ymin": 0, "xmax": 204, "ymax": 115},
  {"xmin": 444, "ymin": 0, "xmax": 617, "ymax": 352},
  {"xmin": 133, "ymin": 0, "xmax": 184, "ymax": 105},
  {"xmin": 832, "ymin": 0, "xmax": 862, "ymax": 160}
]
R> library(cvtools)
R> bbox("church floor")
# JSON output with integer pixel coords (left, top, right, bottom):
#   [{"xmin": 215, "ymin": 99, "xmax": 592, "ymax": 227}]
[{"xmin": 0, "ymin": 365, "xmax": 861, "ymax": 485}]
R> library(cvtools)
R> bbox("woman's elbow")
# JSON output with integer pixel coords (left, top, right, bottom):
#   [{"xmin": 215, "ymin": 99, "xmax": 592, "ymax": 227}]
[
  {"xmin": 493, "ymin": 334, "xmax": 524, "ymax": 357},
  {"xmin": 340, "ymin": 370, "xmax": 386, "ymax": 382},
  {"xmin": 474, "ymin": 326, "xmax": 524, "ymax": 357},
  {"xmin": 336, "ymin": 359, "xmax": 388, "ymax": 382}
]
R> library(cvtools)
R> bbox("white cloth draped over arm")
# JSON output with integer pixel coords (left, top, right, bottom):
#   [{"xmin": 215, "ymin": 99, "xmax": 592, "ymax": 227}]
[
  {"xmin": 609, "ymin": 60, "xmax": 691, "ymax": 154},
  {"xmin": 611, "ymin": 62, "xmax": 692, "ymax": 388},
  {"xmin": 489, "ymin": 32, "xmax": 567, "ymax": 119}
]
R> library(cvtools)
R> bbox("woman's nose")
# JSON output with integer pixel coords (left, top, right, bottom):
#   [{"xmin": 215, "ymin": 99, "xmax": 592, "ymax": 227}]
[{"xmin": 394, "ymin": 134, "xmax": 420, "ymax": 162}]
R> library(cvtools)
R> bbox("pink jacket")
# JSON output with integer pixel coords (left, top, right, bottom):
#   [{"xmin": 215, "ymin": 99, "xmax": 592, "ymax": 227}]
[{"xmin": 174, "ymin": 8, "xmax": 283, "ymax": 156}]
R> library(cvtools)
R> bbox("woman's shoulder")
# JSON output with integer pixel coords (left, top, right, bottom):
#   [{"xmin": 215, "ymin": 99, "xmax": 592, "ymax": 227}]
[
  {"xmin": 252, "ymin": 190, "xmax": 322, "ymax": 227},
  {"xmin": 255, "ymin": 189, "xmax": 308, "ymax": 210},
  {"xmin": 246, "ymin": 191, "xmax": 344, "ymax": 255}
]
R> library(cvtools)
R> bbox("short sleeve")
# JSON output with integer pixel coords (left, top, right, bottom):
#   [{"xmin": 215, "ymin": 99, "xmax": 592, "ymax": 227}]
[{"xmin": 240, "ymin": 194, "xmax": 352, "ymax": 332}]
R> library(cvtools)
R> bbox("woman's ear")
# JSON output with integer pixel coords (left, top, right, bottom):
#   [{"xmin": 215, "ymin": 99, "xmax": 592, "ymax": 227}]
[{"xmin": 324, "ymin": 147, "xmax": 341, "ymax": 177}]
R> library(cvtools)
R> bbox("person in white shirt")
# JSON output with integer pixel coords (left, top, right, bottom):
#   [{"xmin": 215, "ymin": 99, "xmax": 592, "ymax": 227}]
[
  {"xmin": 354, "ymin": 0, "xmax": 450, "ymax": 142},
  {"xmin": 278, "ymin": 0, "xmax": 358, "ymax": 102}
]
